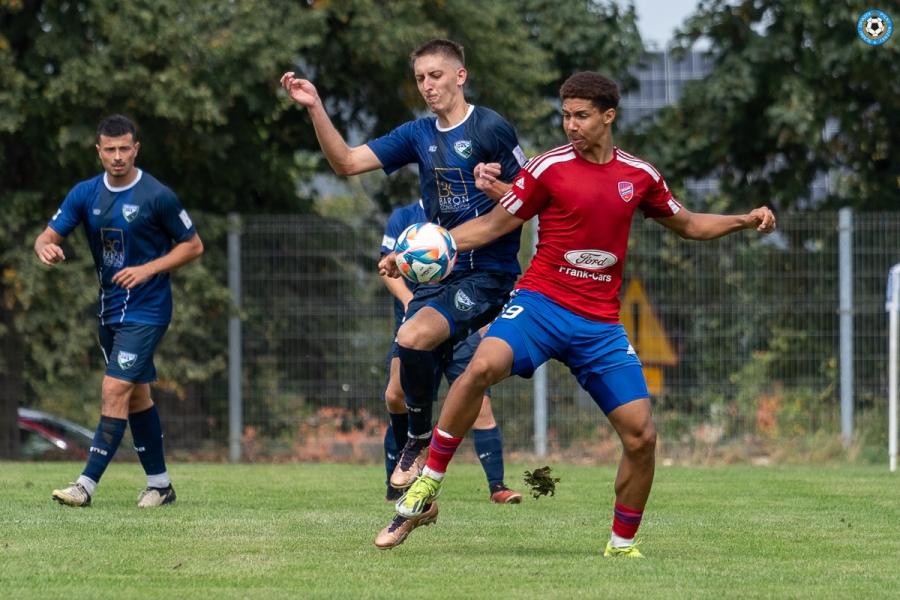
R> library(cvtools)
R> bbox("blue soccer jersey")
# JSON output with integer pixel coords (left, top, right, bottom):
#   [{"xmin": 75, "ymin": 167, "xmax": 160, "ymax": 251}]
[
  {"xmin": 367, "ymin": 105, "xmax": 526, "ymax": 273},
  {"xmin": 381, "ymin": 200, "xmax": 426, "ymax": 329},
  {"xmin": 49, "ymin": 170, "xmax": 197, "ymax": 326}
]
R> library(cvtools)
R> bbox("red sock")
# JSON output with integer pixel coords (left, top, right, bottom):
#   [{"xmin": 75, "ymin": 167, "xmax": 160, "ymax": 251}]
[
  {"xmin": 424, "ymin": 428, "xmax": 463, "ymax": 475},
  {"xmin": 612, "ymin": 500, "xmax": 644, "ymax": 539}
]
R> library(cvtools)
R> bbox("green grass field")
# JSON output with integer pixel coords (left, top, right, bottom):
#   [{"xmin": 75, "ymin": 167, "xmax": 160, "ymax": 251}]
[{"xmin": 2, "ymin": 461, "xmax": 900, "ymax": 599}]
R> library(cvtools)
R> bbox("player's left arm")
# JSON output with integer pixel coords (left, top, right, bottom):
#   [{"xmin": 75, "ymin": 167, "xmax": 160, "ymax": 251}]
[
  {"xmin": 112, "ymin": 234, "xmax": 204, "ymax": 290},
  {"xmin": 654, "ymin": 206, "xmax": 776, "ymax": 241}
]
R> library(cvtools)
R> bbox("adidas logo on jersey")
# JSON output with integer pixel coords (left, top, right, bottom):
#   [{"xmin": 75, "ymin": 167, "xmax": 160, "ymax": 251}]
[{"xmin": 515, "ymin": 177, "xmax": 525, "ymax": 189}]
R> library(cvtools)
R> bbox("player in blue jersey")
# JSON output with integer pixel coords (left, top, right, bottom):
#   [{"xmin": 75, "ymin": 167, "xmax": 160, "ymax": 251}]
[
  {"xmin": 282, "ymin": 39, "xmax": 526, "ymax": 537},
  {"xmin": 34, "ymin": 115, "xmax": 203, "ymax": 508},
  {"xmin": 376, "ymin": 200, "xmax": 520, "ymax": 547}
]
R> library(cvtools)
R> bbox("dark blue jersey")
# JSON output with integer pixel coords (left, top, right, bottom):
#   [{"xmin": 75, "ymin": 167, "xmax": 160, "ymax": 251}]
[
  {"xmin": 49, "ymin": 170, "xmax": 197, "ymax": 326},
  {"xmin": 367, "ymin": 105, "xmax": 526, "ymax": 274},
  {"xmin": 381, "ymin": 200, "xmax": 426, "ymax": 329}
]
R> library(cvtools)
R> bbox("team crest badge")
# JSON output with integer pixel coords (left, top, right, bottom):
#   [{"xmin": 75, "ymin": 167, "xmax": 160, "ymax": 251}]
[
  {"xmin": 122, "ymin": 204, "xmax": 139, "ymax": 223},
  {"xmin": 454, "ymin": 140, "xmax": 473, "ymax": 159},
  {"xmin": 618, "ymin": 182, "xmax": 634, "ymax": 202},
  {"xmin": 454, "ymin": 290, "xmax": 475, "ymax": 311},
  {"xmin": 117, "ymin": 351, "xmax": 137, "ymax": 370}
]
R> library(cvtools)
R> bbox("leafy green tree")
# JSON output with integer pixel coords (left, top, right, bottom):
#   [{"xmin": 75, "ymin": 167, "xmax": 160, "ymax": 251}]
[
  {"xmin": 0, "ymin": 0, "xmax": 645, "ymax": 453},
  {"xmin": 624, "ymin": 0, "xmax": 899, "ymax": 212}
]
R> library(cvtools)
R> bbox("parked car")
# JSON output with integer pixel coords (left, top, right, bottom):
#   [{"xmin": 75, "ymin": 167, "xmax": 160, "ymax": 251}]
[{"xmin": 18, "ymin": 408, "xmax": 95, "ymax": 460}]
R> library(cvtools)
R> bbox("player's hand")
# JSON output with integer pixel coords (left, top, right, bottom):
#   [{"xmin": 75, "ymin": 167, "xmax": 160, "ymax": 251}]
[
  {"xmin": 112, "ymin": 265, "xmax": 155, "ymax": 290},
  {"xmin": 379, "ymin": 251, "xmax": 401, "ymax": 278},
  {"xmin": 474, "ymin": 162, "xmax": 502, "ymax": 193},
  {"xmin": 280, "ymin": 72, "xmax": 319, "ymax": 108},
  {"xmin": 37, "ymin": 243, "xmax": 66, "ymax": 266},
  {"xmin": 746, "ymin": 207, "xmax": 776, "ymax": 233}
]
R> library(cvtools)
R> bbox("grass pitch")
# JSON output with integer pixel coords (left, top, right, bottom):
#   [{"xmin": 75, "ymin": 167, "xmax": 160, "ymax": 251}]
[{"xmin": 2, "ymin": 461, "xmax": 900, "ymax": 599}]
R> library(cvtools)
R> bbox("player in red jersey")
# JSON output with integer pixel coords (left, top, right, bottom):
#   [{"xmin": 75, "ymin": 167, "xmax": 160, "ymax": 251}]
[{"xmin": 379, "ymin": 71, "xmax": 776, "ymax": 556}]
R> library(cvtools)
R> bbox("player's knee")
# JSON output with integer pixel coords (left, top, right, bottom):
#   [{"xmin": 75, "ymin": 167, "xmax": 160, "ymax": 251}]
[
  {"xmin": 623, "ymin": 424, "xmax": 657, "ymax": 457},
  {"xmin": 467, "ymin": 354, "xmax": 504, "ymax": 389},
  {"xmin": 384, "ymin": 387, "xmax": 406, "ymax": 412}
]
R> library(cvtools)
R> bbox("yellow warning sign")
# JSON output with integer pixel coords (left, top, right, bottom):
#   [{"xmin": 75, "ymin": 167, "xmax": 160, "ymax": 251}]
[{"xmin": 620, "ymin": 279, "xmax": 677, "ymax": 395}]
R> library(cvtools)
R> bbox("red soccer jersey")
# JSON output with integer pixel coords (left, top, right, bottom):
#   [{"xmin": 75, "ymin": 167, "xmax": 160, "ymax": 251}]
[{"xmin": 500, "ymin": 145, "xmax": 682, "ymax": 323}]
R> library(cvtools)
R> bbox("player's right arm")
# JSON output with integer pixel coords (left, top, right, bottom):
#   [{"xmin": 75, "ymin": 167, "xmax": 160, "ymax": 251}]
[
  {"xmin": 280, "ymin": 72, "xmax": 384, "ymax": 176},
  {"xmin": 450, "ymin": 204, "xmax": 525, "ymax": 254},
  {"xmin": 34, "ymin": 227, "xmax": 66, "ymax": 266}
]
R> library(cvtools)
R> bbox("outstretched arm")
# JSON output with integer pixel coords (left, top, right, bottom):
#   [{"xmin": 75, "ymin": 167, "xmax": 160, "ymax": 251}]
[
  {"xmin": 654, "ymin": 206, "xmax": 776, "ymax": 241},
  {"xmin": 34, "ymin": 227, "xmax": 67, "ymax": 266},
  {"xmin": 280, "ymin": 72, "xmax": 383, "ymax": 176},
  {"xmin": 452, "ymin": 204, "xmax": 525, "ymax": 253},
  {"xmin": 378, "ymin": 207, "xmax": 525, "ymax": 279},
  {"xmin": 111, "ymin": 234, "xmax": 204, "ymax": 290}
]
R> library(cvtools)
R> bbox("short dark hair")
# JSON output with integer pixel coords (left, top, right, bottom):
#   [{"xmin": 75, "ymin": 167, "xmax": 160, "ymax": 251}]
[
  {"xmin": 96, "ymin": 115, "xmax": 136, "ymax": 142},
  {"xmin": 559, "ymin": 72, "xmax": 620, "ymax": 112},
  {"xmin": 410, "ymin": 39, "xmax": 465, "ymax": 67}
]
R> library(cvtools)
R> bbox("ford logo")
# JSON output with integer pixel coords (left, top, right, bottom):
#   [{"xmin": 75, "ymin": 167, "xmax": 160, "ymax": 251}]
[{"xmin": 564, "ymin": 250, "xmax": 618, "ymax": 270}]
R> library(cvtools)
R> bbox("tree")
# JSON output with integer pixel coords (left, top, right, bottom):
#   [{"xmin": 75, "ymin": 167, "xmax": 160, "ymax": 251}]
[
  {"xmin": 0, "ymin": 0, "xmax": 645, "ymax": 452},
  {"xmin": 623, "ymin": 0, "xmax": 900, "ymax": 212}
]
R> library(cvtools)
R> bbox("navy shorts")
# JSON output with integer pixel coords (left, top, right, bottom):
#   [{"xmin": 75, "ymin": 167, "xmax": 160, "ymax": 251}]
[
  {"xmin": 98, "ymin": 322, "xmax": 168, "ymax": 384},
  {"xmin": 405, "ymin": 269, "xmax": 518, "ymax": 344},
  {"xmin": 485, "ymin": 290, "xmax": 648, "ymax": 414},
  {"xmin": 384, "ymin": 330, "xmax": 492, "ymax": 401}
]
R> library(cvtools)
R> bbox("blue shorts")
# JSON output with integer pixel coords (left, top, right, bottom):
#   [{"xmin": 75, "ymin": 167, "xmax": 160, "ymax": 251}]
[
  {"xmin": 98, "ymin": 322, "xmax": 168, "ymax": 384},
  {"xmin": 484, "ymin": 290, "xmax": 648, "ymax": 414},
  {"xmin": 384, "ymin": 330, "xmax": 491, "ymax": 401},
  {"xmin": 406, "ymin": 269, "xmax": 517, "ymax": 344}
]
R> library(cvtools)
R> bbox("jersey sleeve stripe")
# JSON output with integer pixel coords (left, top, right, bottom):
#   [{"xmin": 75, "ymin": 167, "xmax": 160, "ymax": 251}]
[
  {"xmin": 617, "ymin": 155, "xmax": 661, "ymax": 182},
  {"xmin": 500, "ymin": 190, "xmax": 518, "ymax": 209},
  {"xmin": 616, "ymin": 149, "xmax": 662, "ymax": 178},
  {"xmin": 504, "ymin": 198, "xmax": 524, "ymax": 214},
  {"xmin": 530, "ymin": 150, "xmax": 576, "ymax": 180},
  {"xmin": 524, "ymin": 145, "xmax": 575, "ymax": 176}
]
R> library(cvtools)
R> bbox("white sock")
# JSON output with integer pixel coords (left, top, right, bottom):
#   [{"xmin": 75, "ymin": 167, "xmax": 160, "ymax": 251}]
[
  {"xmin": 147, "ymin": 472, "xmax": 171, "ymax": 488},
  {"xmin": 422, "ymin": 466, "xmax": 445, "ymax": 482},
  {"xmin": 610, "ymin": 532, "xmax": 634, "ymax": 548},
  {"xmin": 76, "ymin": 476, "xmax": 97, "ymax": 496}
]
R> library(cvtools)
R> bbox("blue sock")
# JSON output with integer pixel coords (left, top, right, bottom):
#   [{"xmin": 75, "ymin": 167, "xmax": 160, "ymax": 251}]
[
  {"xmin": 384, "ymin": 424, "xmax": 399, "ymax": 487},
  {"xmin": 129, "ymin": 405, "xmax": 168, "ymax": 483},
  {"xmin": 473, "ymin": 426, "xmax": 505, "ymax": 488},
  {"xmin": 398, "ymin": 345, "xmax": 438, "ymax": 437},
  {"xmin": 82, "ymin": 415, "xmax": 127, "ymax": 484}
]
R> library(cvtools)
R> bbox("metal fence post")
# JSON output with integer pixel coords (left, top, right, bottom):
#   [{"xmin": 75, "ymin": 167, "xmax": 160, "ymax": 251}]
[
  {"xmin": 838, "ymin": 208, "xmax": 854, "ymax": 447},
  {"xmin": 531, "ymin": 216, "xmax": 548, "ymax": 457},
  {"xmin": 887, "ymin": 264, "xmax": 900, "ymax": 472},
  {"xmin": 228, "ymin": 213, "xmax": 243, "ymax": 463}
]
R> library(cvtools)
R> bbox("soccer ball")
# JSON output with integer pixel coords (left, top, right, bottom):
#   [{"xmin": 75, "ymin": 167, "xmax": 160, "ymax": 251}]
[
  {"xmin": 865, "ymin": 16, "xmax": 886, "ymax": 38},
  {"xmin": 394, "ymin": 222, "xmax": 457, "ymax": 283}
]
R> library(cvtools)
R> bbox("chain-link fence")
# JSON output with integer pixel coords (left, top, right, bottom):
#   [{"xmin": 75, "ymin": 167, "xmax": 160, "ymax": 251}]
[{"xmin": 228, "ymin": 212, "xmax": 900, "ymax": 464}]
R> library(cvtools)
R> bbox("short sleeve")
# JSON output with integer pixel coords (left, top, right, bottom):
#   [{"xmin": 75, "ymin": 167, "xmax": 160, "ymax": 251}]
[
  {"xmin": 155, "ymin": 187, "xmax": 197, "ymax": 243},
  {"xmin": 48, "ymin": 183, "xmax": 88, "ymax": 237},
  {"xmin": 490, "ymin": 118, "xmax": 526, "ymax": 182},
  {"xmin": 382, "ymin": 207, "xmax": 412, "ymax": 254},
  {"xmin": 367, "ymin": 121, "xmax": 420, "ymax": 175},
  {"xmin": 638, "ymin": 172, "xmax": 682, "ymax": 219},
  {"xmin": 498, "ymin": 167, "xmax": 550, "ymax": 222}
]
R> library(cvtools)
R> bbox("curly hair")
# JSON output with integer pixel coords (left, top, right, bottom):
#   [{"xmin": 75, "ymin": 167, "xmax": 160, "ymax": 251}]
[
  {"xmin": 97, "ymin": 115, "xmax": 137, "ymax": 142},
  {"xmin": 410, "ymin": 38, "xmax": 465, "ymax": 67},
  {"xmin": 559, "ymin": 72, "xmax": 620, "ymax": 112}
]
